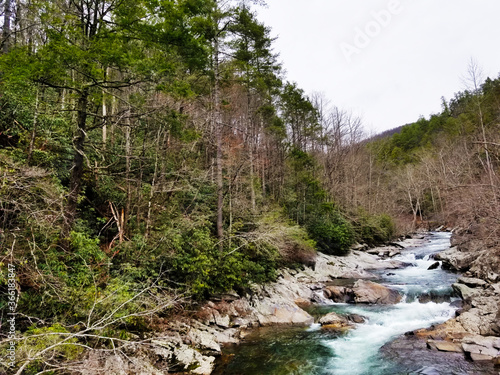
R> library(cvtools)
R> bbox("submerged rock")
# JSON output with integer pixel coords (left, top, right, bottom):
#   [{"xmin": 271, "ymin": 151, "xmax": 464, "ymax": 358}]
[
  {"xmin": 427, "ymin": 261, "xmax": 440, "ymax": 270},
  {"xmin": 318, "ymin": 312, "xmax": 349, "ymax": 326},
  {"xmin": 347, "ymin": 313, "xmax": 366, "ymax": 324}
]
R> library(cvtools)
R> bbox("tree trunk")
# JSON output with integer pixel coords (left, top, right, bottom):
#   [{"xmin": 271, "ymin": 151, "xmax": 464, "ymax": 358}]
[
  {"xmin": 27, "ymin": 87, "xmax": 41, "ymax": 164},
  {"xmin": 214, "ymin": 35, "xmax": 224, "ymax": 243},
  {"xmin": 63, "ymin": 88, "xmax": 89, "ymax": 239},
  {"xmin": 2, "ymin": 0, "xmax": 12, "ymax": 53},
  {"xmin": 248, "ymin": 114, "xmax": 256, "ymax": 213},
  {"xmin": 125, "ymin": 108, "xmax": 132, "ymax": 237}
]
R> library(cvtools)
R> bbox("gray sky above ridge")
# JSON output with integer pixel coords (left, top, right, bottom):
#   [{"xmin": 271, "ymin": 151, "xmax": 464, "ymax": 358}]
[{"xmin": 255, "ymin": 0, "xmax": 500, "ymax": 134}]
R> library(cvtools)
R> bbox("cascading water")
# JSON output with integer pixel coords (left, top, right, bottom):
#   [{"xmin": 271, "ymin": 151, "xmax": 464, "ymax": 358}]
[{"xmin": 213, "ymin": 233, "xmax": 496, "ymax": 375}]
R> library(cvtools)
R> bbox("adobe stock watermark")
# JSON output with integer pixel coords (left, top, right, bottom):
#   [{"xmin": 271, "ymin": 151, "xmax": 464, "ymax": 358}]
[
  {"xmin": 340, "ymin": 0, "xmax": 403, "ymax": 63},
  {"xmin": 3, "ymin": 263, "xmax": 17, "ymax": 370}
]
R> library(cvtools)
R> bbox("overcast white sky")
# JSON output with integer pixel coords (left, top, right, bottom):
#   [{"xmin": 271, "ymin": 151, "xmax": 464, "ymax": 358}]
[{"xmin": 255, "ymin": 0, "xmax": 500, "ymax": 134}]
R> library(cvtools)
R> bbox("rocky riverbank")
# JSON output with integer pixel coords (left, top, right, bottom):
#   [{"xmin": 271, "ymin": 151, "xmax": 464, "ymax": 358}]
[
  {"xmin": 81, "ymin": 232, "xmax": 500, "ymax": 374},
  {"xmin": 403, "ymin": 227, "xmax": 500, "ymax": 367},
  {"xmin": 80, "ymin": 238, "xmax": 413, "ymax": 374}
]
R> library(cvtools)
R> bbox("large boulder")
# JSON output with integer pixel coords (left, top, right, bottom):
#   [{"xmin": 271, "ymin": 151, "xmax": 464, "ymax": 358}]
[
  {"xmin": 452, "ymin": 283, "xmax": 481, "ymax": 300},
  {"xmin": 434, "ymin": 247, "xmax": 476, "ymax": 272},
  {"xmin": 461, "ymin": 335, "xmax": 500, "ymax": 362},
  {"xmin": 457, "ymin": 295, "xmax": 500, "ymax": 336},
  {"xmin": 426, "ymin": 340, "xmax": 463, "ymax": 353},
  {"xmin": 352, "ymin": 280, "xmax": 402, "ymax": 304},
  {"xmin": 457, "ymin": 277, "xmax": 488, "ymax": 288},
  {"xmin": 318, "ymin": 312, "xmax": 349, "ymax": 326},
  {"xmin": 186, "ymin": 329, "xmax": 221, "ymax": 353},
  {"xmin": 323, "ymin": 285, "xmax": 353, "ymax": 303},
  {"xmin": 318, "ymin": 312, "xmax": 352, "ymax": 331},
  {"xmin": 254, "ymin": 302, "xmax": 314, "ymax": 326}
]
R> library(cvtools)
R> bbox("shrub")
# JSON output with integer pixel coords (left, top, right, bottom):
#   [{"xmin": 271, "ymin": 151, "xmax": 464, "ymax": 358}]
[
  {"xmin": 306, "ymin": 209, "xmax": 354, "ymax": 256},
  {"xmin": 355, "ymin": 211, "xmax": 395, "ymax": 246}
]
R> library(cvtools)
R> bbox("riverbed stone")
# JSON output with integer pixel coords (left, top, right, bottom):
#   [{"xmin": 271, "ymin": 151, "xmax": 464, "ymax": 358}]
[
  {"xmin": 214, "ymin": 313, "xmax": 230, "ymax": 328},
  {"xmin": 457, "ymin": 277, "xmax": 488, "ymax": 288},
  {"xmin": 452, "ymin": 283, "xmax": 480, "ymax": 300},
  {"xmin": 461, "ymin": 335, "xmax": 500, "ymax": 359},
  {"xmin": 414, "ymin": 319, "xmax": 468, "ymax": 341},
  {"xmin": 488, "ymin": 272, "xmax": 499, "ymax": 282},
  {"xmin": 352, "ymin": 280, "xmax": 402, "ymax": 304},
  {"xmin": 456, "ymin": 295, "xmax": 500, "ymax": 336},
  {"xmin": 186, "ymin": 328, "xmax": 221, "ymax": 353},
  {"xmin": 434, "ymin": 247, "xmax": 479, "ymax": 272},
  {"xmin": 427, "ymin": 261, "xmax": 440, "ymax": 270},
  {"xmin": 426, "ymin": 340, "xmax": 463, "ymax": 352},
  {"xmin": 294, "ymin": 297, "xmax": 312, "ymax": 308},
  {"xmin": 318, "ymin": 312, "xmax": 349, "ymax": 326},
  {"xmin": 470, "ymin": 352, "xmax": 494, "ymax": 362},
  {"xmin": 324, "ymin": 285, "xmax": 353, "ymax": 303},
  {"xmin": 173, "ymin": 344, "xmax": 215, "ymax": 374},
  {"xmin": 255, "ymin": 303, "xmax": 314, "ymax": 326},
  {"xmin": 347, "ymin": 314, "xmax": 366, "ymax": 323},
  {"xmin": 494, "ymin": 356, "xmax": 500, "ymax": 366}
]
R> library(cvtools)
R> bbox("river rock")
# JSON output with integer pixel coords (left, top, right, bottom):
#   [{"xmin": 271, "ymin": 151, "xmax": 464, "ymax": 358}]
[
  {"xmin": 434, "ymin": 247, "xmax": 476, "ymax": 271},
  {"xmin": 414, "ymin": 319, "xmax": 468, "ymax": 341},
  {"xmin": 351, "ymin": 242, "xmax": 368, "ymax": 251},
  {"xmin": 494, "ymin": 356, "xmax": 500, "ymax": 367},
  {"xmin": 457, "ymin": 295, "xmax": 500, "ymax": 336},
  {"xmin": 172, "ymin": 344, "xmax": 216, "ymax": 374},
  {"xmin": 214, "ymin": 313, "xmax": 231, "ymax": 328},
  {"xmin": 318, "ymin": 312, "xmax": 349, "ymax": 326},
  {"xmin": 352, "ymin": 280, "xmax": 402, "ymax": 304},
  {"xmin": 294, "ymin": 297, "xmax": 312, "ymax": 308},
  {"xmin": 469, "ymin": 353, "xmax": 494, "ymax": 362},
  {"xmin": 488, "ymin": 272, "xmax": 499, "ymax": 282},
  {"xmin": 347, "ymin": 313, "xmax": 366, "ymax": 323},
  {"xmin": 254, "ymin": 302, "xmax": 314, "ymax": 326},
  {"xmin": 323, "ymin": 285, "xmax": 353, "ymax": 303},
  {"xmin": 452, "ymin": 283, "xmax": 480, "ymax": 300},
  {"xmin": 457, "ymin": 277, "xmax": 488, "ymax": 288},
  {"xmin": 82, "ymin": 350, "xmax": 166, "ymax": 375},
  {"xmin": 426, "ymin": 339, "xmax": 463, "ymax": 352},
  {"xmin": 186, "ymin": 328, "xmax": 221, "ymax": 353},
  {"xmin": 461, "ymin": 335, "xmax": 500, "ymax": 360},
  {"xmin": 427, "ymin": 261, "xmax": 440, "ymax": 270}
]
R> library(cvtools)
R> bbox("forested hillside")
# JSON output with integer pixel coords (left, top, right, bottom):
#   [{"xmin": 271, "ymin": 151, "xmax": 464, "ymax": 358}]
[
  {"xmin": 0, "ymin": 1, "xmax": 499, "ymax": 373},
  {"xmin": 372, "ymin": 65, "xmax": 500, "ymax": 232}
]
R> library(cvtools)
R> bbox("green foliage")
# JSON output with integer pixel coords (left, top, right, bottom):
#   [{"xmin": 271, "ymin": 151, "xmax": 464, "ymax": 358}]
[
  {"xmin": 354, "ymin": 211, "xmax": 395, "ymax": 246},
  {"xmin": 374, "ymin": 75, "xmax": 500, "ymax": 166},
  {"xmin": 8, "ymin": 324, "xmax": 83, "ymax": 374},
  {"xmin": 306, "ymin": 207, "xmax": 354, "ymax": 256},
  {"xmin": 156, "ymin": 214, "xmax": 281, "ymax": 299}
]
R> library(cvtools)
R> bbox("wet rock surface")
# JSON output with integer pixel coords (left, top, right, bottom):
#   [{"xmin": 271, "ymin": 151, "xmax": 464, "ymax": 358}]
[
  {"xmin": 318, "ymin": 311, "xmax": 351, "ymax": 328},
  {"xmin": 352, "ymin": 279, "xmax": 402, "ymax": 304},
  {"xmin": 381, "ymin": 335, "xmax": 499, "ymax": 375}
]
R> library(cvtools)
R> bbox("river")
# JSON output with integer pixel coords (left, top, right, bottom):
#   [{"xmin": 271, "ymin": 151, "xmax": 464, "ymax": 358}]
[{"xmin": 213, "ymin": 232, "xmax": 497, "ymax": 375}]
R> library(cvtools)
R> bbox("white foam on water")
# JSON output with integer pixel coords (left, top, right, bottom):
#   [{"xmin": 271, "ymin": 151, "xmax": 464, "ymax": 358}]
[
  {"xmin": 307, "ymin": 323, "xmax": 322, "ymax": 332},
  {"xmin": 323, "ymin": 301, "xmax": 456, "ymax": 374}
]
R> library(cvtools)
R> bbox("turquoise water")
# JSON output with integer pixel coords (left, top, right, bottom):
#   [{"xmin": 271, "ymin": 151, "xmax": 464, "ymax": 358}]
[{"xmin": 213, "ymin": 233, "xmax": 497, "ymax": 375}]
